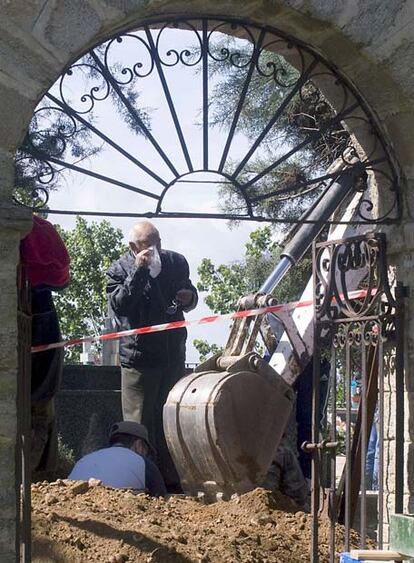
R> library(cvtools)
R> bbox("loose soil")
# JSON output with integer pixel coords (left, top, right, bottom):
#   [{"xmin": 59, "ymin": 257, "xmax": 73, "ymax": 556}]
[{"xmin": 32, "ymin": 481, "xmax": 360, "ymax": 562}]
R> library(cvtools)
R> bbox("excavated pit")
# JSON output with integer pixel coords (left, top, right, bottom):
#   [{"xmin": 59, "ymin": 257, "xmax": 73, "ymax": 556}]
[{"xmin": 31, "ymin": 481, "xmax": 364, "ymax": 562}]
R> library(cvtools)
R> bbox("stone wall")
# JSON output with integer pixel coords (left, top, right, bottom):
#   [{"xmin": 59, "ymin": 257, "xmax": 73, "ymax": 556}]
[
  {"xmin": 0, "ymin": 204, "xmax": 31, "ymax": 561},
  {"xmin": 0, "ymin": 1, "xmax": 414, "ymax": 559}
]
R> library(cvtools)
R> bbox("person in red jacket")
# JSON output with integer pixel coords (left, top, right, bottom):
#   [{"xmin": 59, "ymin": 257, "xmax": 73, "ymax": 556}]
[{"xmin": 20, "ymin": 215, "xmax": 70, "ymax": 476}]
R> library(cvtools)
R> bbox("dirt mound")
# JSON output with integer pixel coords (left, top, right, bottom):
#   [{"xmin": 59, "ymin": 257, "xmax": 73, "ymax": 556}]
[{"xmin": 32, "ymin": 481, "xmax": 355, "ymax": 562}]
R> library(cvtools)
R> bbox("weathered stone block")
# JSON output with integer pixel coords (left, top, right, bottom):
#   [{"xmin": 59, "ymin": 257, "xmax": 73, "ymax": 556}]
[
  {"xmin": 0, "ymin": 335, "xmax": 18, "ymax": 371},
  {"xmin": 383, "ymin": 440, "xmax": 412, "ymax": 495},
  {"xmin": 0, "ymin": 400, "xmax": 17, "ymax": 438},
  {"xmin": 0, "ymin": 485, "xmax": 16, "ymax": 520},
  {"xmin": 0, "ymin": 332, "xmax": 18, "ymax": 374},
  {"xmin": 0, "ymin": 368, "xmax": 17, "ymax": 392},
  {"xmin": 0, "ymin": 519, "xmax": 15, "ymax": 559},
  {"xmin": 407, "ymin": 443, "xmax": 414, "ymax": 494},
  {"xmin": 0, "ymin": 239, "xmax": 18, "ymax": 270},
  {"xmin": 0, "ymin": 548, "xmax": 16, "ymax": 563},
  {"xmin": 0, "ymin": 22, "xmax": 60, "ymax": 97},
  {"xmin": 95, "ymin": 0, "xmax": 147, "ymax": 15},
  {"xmin": 0, "ymin": 81, "xmax": 34, "ymax": 152},
  {"xmin": 383, "ymin": 113, "xmax": 414, "ymax": 169},
  {"xmin": 383, "ymin": 391, "xmax": 412, "ymax": 443},
  {"xmin": 41, "ymin": 0, "xmax": 103, "ymax": 57},
  {"xmin": 347, "ymin": 1, "xmax": 405, "ymax": 49},
  {"xmin": 0, "ymin": 204, "xmax": 32, "ymax": 238},
  {"xmin": 382, "ymin": 521, "xmax": 390, "ymax": 546},
  {"xmin": 404, "ymin": 355, "xmax": 414, "ymax": 393},
  {"xmin": 0, "ymin": 1, "xmax": 53, "ymax": 32},
  {"xmin": 0, "ymin": 149, "xmax": 15, "ymax": 198},
  {"xmin": 385, "ymin": 41, "xmax": 414, "ymax": 102}
]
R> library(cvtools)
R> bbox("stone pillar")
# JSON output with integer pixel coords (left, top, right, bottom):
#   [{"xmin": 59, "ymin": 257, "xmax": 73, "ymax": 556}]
[
  {"xmin": 0, "ymin": 203, "xmax": 31, "ymax": 562},
  {"xmin": 382, "ymin": 174, "xmax": 414, "ymax": 541}
]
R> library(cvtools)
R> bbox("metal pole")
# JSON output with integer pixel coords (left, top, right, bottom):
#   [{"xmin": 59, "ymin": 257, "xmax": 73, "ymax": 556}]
[
  {"xmin": 344, "ymin": 334, "xmax": 352, "ymax": 552},
  {"xmin": 378, "ymin": 335, "xmax": 384, "ymax": 548},
  {"xmin": 310, "ymin": 322, "xmax": 321, "ymax": 563},
  {"xmin": 17, "ymin": 268, "xmax": 32, "ymax": 563},
  {"xmin": 329, "ymin": 349, "xmax": 337, "ymax": 563},
  {"xmin": 259, "ymin": 169, "xmax": 361, "ymax": 295},
  {"xmin": 394, "ymin": 282, "xmax": 406, "ymax": 513},
  {"xmin": 360, "ymin": 339, "xmax": 367, "ymax": 547},
  {"xmin": 259, "ymin": 257, "xmax": 291, "ymax": 294}
]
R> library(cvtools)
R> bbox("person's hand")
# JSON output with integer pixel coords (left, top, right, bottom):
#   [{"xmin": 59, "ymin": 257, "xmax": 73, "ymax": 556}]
[
  {"xmin": 175, "ymin": 289, "xmax": 194, "ymax": 307},
  {"xmin": 135, "ymin": 248, "xmax": 152, "ymax": 268}
]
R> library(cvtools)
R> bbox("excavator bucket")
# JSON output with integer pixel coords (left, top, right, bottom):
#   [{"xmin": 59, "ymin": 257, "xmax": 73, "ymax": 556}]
[
  {"xmin": 163, "ymin": 352, "xmax": 294, "ymax": 501},
  {"xmin": 164, "ymin": 158, "xmax": 366, "ymax": 502}
]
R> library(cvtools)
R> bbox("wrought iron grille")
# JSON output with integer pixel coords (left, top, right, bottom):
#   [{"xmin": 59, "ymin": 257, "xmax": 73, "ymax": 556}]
[
  {"xmin": 15, "ymin": 17, "xmax": 400, "ymax": 225},
  {"xmin": 309, "ymin": 233, "xmax": 405, "ymax": 562},
  {"xmin": 16, "ymin": 266, "xmax": 32, "ymax": 562}
]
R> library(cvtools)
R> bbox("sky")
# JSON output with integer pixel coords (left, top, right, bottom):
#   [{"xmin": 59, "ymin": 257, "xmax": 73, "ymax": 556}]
[{"xmin": 35, "ymin": 27, "xmax": 289, "ymax": 362}]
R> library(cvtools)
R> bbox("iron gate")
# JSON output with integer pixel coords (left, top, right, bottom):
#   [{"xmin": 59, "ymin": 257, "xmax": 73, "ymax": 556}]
[
  {"xmin": 309, "ymin": 232, "xmax": 406, "ymax": 562},
  {"xmin": 16, "ymin": 267, "xmax": 32, "ymax": 562}
]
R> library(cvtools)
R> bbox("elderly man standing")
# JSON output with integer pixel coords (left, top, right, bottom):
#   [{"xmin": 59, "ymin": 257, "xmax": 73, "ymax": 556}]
[{"xmin": 106, "ymin": 221, "xmax": 198, "ymax": 491}]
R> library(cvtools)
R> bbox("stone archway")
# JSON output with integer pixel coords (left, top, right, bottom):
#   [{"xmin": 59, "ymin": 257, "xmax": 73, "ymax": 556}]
[{"xmin": 1, "ymin": 2, "xmax": 413, "ymax": 560}]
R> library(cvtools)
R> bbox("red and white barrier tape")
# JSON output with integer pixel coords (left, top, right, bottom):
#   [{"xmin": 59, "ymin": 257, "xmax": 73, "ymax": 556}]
[{"xmin": 32, "ymin": 289, "xmax": 369, "ymax": 353}]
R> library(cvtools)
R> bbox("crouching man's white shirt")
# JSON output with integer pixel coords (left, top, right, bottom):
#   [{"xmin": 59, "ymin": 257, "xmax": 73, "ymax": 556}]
[{"xmin": 69, "ymin": 445, "xmax": 146, "ymax": 489}]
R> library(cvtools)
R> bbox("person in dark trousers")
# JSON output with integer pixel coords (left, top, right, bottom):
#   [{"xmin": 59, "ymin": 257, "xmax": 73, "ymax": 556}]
[
  {"xmin": 294, "ymin": 357, "xmax": 330, "ymax": 481},
  {"xmin": 69, "ymin": 421, "xmax": 167, "ymax": 496},
  {"xmin": 20, "ymin": 215, "xmax": 70, "ymax": 476},
  {"xmin": 106, "ymin": 221, "xmax": 198, "ymax": 491}
]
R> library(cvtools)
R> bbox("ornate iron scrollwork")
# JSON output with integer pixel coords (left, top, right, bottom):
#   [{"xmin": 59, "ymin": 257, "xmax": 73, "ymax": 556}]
[
  {"xmin": 314, "ymin": 233, "xmax": 397, "ymax": 335},
  {"xmin": 15, "ymin": 17, "xmax": 401, "ymax": 224}
]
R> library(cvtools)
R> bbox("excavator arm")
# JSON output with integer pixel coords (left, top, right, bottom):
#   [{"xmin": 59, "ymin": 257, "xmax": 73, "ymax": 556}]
[{"xmin": 164, "ymin": 151, "xmax": 368, "ymax": 501}]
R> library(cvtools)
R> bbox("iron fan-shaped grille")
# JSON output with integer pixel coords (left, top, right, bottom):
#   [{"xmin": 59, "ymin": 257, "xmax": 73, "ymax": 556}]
[{"xmin": 15, "ymin": 16, "xmax": 401, "ymax": 225}]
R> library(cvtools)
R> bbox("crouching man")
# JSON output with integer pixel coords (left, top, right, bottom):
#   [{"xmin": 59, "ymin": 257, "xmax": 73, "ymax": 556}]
[{"xmin": 68, "ymin": 421, "xmax": 166, "ymax": 497}]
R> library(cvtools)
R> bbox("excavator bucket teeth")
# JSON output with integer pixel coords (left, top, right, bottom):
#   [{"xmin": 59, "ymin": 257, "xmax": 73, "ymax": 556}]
[{"xmin": 163, "ymin": 352, "xmax": 294, "ymax": 501}]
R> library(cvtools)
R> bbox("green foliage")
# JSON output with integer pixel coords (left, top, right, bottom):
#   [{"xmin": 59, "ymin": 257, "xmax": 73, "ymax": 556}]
[
  {"xmin": 218, "ymin": 157, "xmax": 320, "ymax": 232},
  {"xmin": 194, "ymin": 226, "xmax": 312, "ymax": 361},
  {"xmin": 197, "ymin": 258, "xmax": 247, "ymax": 314},
  {"xmin": 55, "ymin": 435, "xmax": 76, "ymax": 477},
  {"xmin": 208, "ymin": 40, "xmax": 350, "ymax": 225},
  {"xmin": 193, "ymin": 339, "xmax": 223, "ymax": 362},
  {"xmin": 53, "ymin": 217, "xmax": 127, "ymax": 362},
  {"xmin": 210, "ymin": 41, "xmax": 348, "ymax": 163},
  {"xmin": 197, "ymin": 226, "xmax": 311, "ymax": 315},
  {"xmin": 208, "ymin": 42, "xmax": 296, "ymax": 141},
  {"xmin": 15, "ymin": 48, "xmax": 151, "ymax": 205}
]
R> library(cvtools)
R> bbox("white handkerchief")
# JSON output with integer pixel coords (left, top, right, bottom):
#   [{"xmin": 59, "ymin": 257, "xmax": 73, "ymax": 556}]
[{"xmin": 148, "ymin": 246, "xmax": 162, "ymax": 278}]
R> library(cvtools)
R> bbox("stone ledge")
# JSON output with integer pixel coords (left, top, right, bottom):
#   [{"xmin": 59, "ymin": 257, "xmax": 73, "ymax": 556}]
[{"xmin": 0, "ymin": 202, "xmax": 32, "ymax": 234}]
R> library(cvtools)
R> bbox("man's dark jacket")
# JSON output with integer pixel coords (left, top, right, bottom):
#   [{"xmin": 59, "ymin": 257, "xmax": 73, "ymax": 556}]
[{"xmin": 106, "ymin": 249, "xmax": 198, "ymax": 368}]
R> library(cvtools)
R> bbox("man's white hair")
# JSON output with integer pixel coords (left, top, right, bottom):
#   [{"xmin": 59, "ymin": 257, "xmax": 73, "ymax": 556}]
[
  {"xmin": 128, "ymin": 226, "xmax": 137, "ymax": 243},
  {"xmin": 128, "ymin": 221, "xmax": 160, "ymax": 243}
]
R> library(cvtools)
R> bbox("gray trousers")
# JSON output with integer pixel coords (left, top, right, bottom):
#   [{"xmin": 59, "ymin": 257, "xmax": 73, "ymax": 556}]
[
  {"xmin": 31, "ymin": 399, "xmax": 58, "ymax": 476},
  {"xmin": 121, "ymin": 362, "xmax": 184, "ymax": 486}
]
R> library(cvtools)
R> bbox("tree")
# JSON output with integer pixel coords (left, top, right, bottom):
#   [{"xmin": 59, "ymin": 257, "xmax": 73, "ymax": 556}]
[
  {"xmin": 53, "ymin": 217, "xmax": 127, "ymax": 362},
  {"xmin": 192, "ymin": 339, "xmax": 223, "ymax": 363},
  {"xmin": 208, "ymin": 40, "xmax": 350, "ymax": 226},
  {"xmin": 194, "ymin": 226, "xmax": 312, "ymax": 360},
  {"xmin": 14, "ymin": 44, "xmax": 151, "ymax": 207}
]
